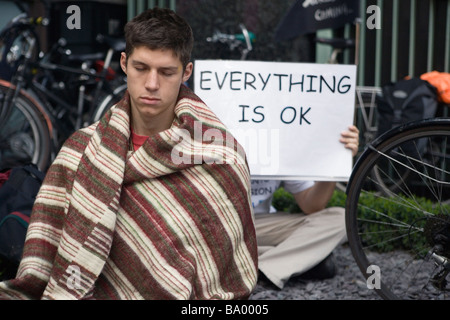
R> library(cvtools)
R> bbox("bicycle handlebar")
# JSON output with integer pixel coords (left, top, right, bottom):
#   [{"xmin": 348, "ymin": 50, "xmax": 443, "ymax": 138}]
[
  {"xmin": 206, "ymin": 24, "xmax": 255, "ymax": 60},
  {"xmin": 20, "ymin": 16, "xmax": 49, "ymax": 27},
  {"xmin": 5, "ymin": 13, "xmax": 49, "ymax": 29},
  {"xmin": 206, "ymin": 24, "xmax": 255, "ymax": 50}
]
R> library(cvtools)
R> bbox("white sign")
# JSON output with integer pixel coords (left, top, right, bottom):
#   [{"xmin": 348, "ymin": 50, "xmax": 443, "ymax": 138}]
[{"xmin": 193, "ymin": 60, "xmax": 357, "ymax": 181}]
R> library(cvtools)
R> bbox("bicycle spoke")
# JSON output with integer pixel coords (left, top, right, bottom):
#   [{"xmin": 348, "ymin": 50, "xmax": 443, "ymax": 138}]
[{"xmin": 346, "ymin": 120, "xmax": 450, "ymax": 300}]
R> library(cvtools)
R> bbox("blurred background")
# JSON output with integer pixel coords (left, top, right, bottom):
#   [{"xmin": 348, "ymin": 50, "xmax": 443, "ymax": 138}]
[{"xmin": 0, "ymin": 0, "xmax": 449, "ymax": 87}]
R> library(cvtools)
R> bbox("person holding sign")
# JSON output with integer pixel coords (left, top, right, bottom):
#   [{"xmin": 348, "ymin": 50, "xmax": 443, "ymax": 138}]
[
  {"xmin": 252, "ymin": 125, "xmax": 359, "ymax": 289},
  {"xmin": 0, "ymin": 8, "xmax": 257, "ymax": 300}
]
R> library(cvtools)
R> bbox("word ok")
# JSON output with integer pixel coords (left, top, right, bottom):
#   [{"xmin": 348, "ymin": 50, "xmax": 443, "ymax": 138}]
[{"xmin": 239, "ymin": 105, "xmax": 312, "ymax": 125}]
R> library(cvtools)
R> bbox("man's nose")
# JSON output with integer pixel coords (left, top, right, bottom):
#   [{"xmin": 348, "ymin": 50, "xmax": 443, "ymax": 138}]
[{"xmin": 145, "ymin": 70, "xmax": 159, "ymax": 90}]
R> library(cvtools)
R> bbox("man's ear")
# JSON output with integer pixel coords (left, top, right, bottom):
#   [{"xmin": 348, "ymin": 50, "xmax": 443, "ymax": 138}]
[
  {"xmin": 182, "ymin": 62, "xmax": 193, "ymax": 82},
  {"xmin": 120, "ymin": 52, "xmax": 127, "ymax": 74}
]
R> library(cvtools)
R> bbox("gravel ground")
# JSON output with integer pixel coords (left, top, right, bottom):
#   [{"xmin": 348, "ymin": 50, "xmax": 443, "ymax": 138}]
[{"xmin": 249, "ymin": 243, "xmax": 382, "ymax": 300}]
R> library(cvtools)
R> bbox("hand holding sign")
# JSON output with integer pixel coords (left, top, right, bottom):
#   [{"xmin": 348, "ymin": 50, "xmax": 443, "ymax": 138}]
[{"xmin": 194, "ymin": 60, "xmax": 357, "ymax": 181}]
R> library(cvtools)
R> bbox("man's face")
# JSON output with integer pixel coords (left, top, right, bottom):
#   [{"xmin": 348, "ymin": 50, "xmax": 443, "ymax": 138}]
[{"xmin": 120, "ymin": 46, "xmax": 192, "ymax": 133}]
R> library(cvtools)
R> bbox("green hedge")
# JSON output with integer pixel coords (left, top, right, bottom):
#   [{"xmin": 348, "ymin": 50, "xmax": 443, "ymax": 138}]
[
  {"xmin": 351, "ymin": 191, "xmax": 439, "ymax": 253},
  {"xmin": 272, "ymin": 187, "xmax": 346, "ymax": 213},
  {"xmin": 272, "ymin": 187, "xmax": 449, "ymax": 253}
]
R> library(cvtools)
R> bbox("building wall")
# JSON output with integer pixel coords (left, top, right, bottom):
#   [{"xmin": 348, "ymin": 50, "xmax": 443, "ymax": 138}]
[
  {"xmin": 21, "ymin": 0, "xmax": 449, "ymax": 87},
  {"xmin": 135, "ymin": 0, "xmax": 450, "ymax": 87}
]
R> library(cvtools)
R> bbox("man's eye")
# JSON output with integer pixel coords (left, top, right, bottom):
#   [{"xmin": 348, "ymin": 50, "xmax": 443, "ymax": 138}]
[{"xmin": 133, "ymin": 65, "xmax": 146, "ymax": 71}]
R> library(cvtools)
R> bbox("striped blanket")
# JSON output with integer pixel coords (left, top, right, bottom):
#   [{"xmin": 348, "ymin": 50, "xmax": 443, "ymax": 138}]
[{"xmin": 0, "ymin": 85, "xmax": 258, "ymax": 299}]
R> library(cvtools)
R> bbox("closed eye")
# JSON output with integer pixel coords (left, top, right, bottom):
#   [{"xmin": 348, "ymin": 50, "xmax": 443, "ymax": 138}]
[
  {"xmin": 160, "ymin": 68, "xmax": 178, "ymax": 77},
  {"xmin": 132, "ymin": 63, "xmax": 147, "ymax": 72}
]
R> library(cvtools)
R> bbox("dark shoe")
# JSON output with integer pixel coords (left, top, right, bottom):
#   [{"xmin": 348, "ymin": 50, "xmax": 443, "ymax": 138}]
[{"xmin": 300, "ymin": 253, "xmax": 337, "ymax": 280}]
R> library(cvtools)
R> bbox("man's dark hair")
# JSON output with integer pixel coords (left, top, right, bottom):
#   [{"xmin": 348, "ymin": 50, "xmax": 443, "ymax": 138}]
[{"xmin": 124, "ymin": 7, "xmax": 194, "ymax": 69}]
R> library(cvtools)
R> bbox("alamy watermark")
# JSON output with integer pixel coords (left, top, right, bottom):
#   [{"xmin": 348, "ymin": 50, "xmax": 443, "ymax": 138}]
[
  {"xmin": 64, "ymin": 263, "xmax": 382, "ymax": 291},
  {"xmin": 170, "ymin": 121, "xmax": 280, "ymax": 173},
  {"xmin": 66, "ymin": 265, "xmax": 81, "ymax": 290},
  {"xmin": 366, "ymin": 5, "xmax": 381, "ymax": 30},
  {"xmin": 66, "ymin": 5, "xmax": 81, "ymax": 30},
  {"xmin": 366, "ymin": 264, "xmax": 381, "ymax": 289},
  {"xmin": 64, "ymin": 4, "xmax": 381, "ymax": 32}
]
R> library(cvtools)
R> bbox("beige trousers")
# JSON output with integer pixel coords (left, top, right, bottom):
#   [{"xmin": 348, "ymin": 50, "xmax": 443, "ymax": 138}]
[{"xmin": 255, "ymin": 207, "xmax": 347, "ymax": 289}]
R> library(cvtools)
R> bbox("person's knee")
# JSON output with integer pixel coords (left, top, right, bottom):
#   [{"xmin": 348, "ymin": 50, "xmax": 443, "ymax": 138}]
[
  {"xmin": 326, "ymin": 207, "xmax": 348, "ymax": 241},
  {"xmin": 321, "ymin": 207, "xmax": 346, "ymax": 230},
  {"xmin": 319, "ymin": 206, "xmax": 345, "ymax": 220}
]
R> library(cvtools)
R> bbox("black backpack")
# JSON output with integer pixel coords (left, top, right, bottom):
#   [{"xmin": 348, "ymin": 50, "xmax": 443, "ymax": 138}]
[
  {"xmin": 376, "ymin": 77, "xmax": 438, "ymax": 136},
  {"xmin": 0, "ymin": 164, "xmax": 45, "ymax": 279}
]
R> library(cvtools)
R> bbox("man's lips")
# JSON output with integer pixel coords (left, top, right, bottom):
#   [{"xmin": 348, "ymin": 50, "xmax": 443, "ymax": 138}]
[{"xmin": 139, "ymin": 96, "xmax": 160, "ymax": 104}]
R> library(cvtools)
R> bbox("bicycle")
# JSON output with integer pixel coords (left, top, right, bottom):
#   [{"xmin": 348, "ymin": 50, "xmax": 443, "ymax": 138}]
[
  {"xmin": 345, "ymin": 115, "xmax": 450, "ymax": 300},
  {"xmin": 0, "ymin": 2, "xmax": 47, "ymax": 81},
  {"xmin": 0, "ymin": 12, "xmax": 127, "ymax": 172},
  {"xmin": 318, "ymin": 30, "xmax": 450, "ymax": 300}
]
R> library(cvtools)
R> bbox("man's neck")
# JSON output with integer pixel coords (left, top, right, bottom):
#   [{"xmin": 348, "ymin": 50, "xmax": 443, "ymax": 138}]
[{"xmin": 130, "ymin": 109, "xmax": 175, "ymax": 136}]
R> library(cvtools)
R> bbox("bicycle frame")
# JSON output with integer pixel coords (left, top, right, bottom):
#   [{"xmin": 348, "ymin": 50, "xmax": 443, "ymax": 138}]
[
  {"xmin": 1, "ymin": 11, "xmax": 126, "ymax": 167},
  {"xmin": 32, "ymin": 59, "xmax": 110, "ymax": 121}
]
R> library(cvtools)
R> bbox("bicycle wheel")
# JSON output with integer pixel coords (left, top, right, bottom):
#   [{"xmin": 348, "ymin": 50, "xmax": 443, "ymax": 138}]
[
  {"xmin": 0, "ymin": 81, "xmax": 52, "ymax": 171},
  {"xmin": 90, "ymin": 83, "xmax": 127, "ymax": 123},
  {"xmin": 346, "ymin": 118, "xmax": 450, "ymax": 300}
]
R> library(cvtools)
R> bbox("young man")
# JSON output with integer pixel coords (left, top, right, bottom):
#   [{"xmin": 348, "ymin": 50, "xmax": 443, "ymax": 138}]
[
  {"xmin": 253, "ymin": 125, "xmax": 359, "ymax": 289},
  {"xmin": 0, "ymin": 8, "xmax": 257, "ymax": 300}
]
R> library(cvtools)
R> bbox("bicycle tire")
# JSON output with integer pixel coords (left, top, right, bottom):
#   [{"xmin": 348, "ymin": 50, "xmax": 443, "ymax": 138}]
[
  {"xmin": 90, "ymin": 83, "xmax": 127, "ymax": 123},
  {"xmin": 0, "ymin": 81, "xmax": 52, "ymax": 171},
  {"xmin": 346, "ymin": 118, "xmax": 450, "ymax": 300}
]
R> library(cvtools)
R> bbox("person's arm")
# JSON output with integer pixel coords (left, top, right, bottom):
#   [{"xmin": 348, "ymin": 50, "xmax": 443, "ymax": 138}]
[{"xmin": 293, "ymin": 125, "xmax": 359, "ymax": 214}]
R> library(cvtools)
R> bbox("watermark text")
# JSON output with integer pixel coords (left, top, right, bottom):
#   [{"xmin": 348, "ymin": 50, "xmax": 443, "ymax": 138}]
[{"xmin": 366, "ymin": 264, "xmax": 381, "ymax": 289}]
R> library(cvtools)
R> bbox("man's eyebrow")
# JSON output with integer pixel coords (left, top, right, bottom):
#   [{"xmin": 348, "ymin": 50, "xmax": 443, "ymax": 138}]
[{"xmin": 130, "ymin": 60, "xmax": 179, "ymax": 70}]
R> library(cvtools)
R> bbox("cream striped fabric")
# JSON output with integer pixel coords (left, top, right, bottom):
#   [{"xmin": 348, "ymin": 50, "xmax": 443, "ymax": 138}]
[{"xmin": 0, "ymin": 86, "xmax": 258, "ymax": 300}]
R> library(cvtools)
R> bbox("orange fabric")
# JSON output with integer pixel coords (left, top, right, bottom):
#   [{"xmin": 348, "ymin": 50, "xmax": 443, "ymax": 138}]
[{"xmin": 421, "ymin": 71, "xmax": 450, "ymax": 104}]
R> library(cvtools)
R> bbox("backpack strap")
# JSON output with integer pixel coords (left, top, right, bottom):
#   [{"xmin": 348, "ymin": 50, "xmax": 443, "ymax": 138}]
[{"xmin": 0, "ymin": 211, "xmax": 30, "ymax": 228}]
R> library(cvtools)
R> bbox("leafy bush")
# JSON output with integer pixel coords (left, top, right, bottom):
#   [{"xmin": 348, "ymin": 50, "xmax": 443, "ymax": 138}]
[
  {"xmin": 272, "ymin": 187, "xmax": 449, "ymax": 253},
  {"xmin": 272, "ymin": 187, "xmax": 300, "ymax": 213},
  {"xmin": 272, "ymin": 187, "xmax": 346, "ymax": 213},
  {"xmin": 354, "ymin": 191, "xmax": 441, "ymax": 253}
]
